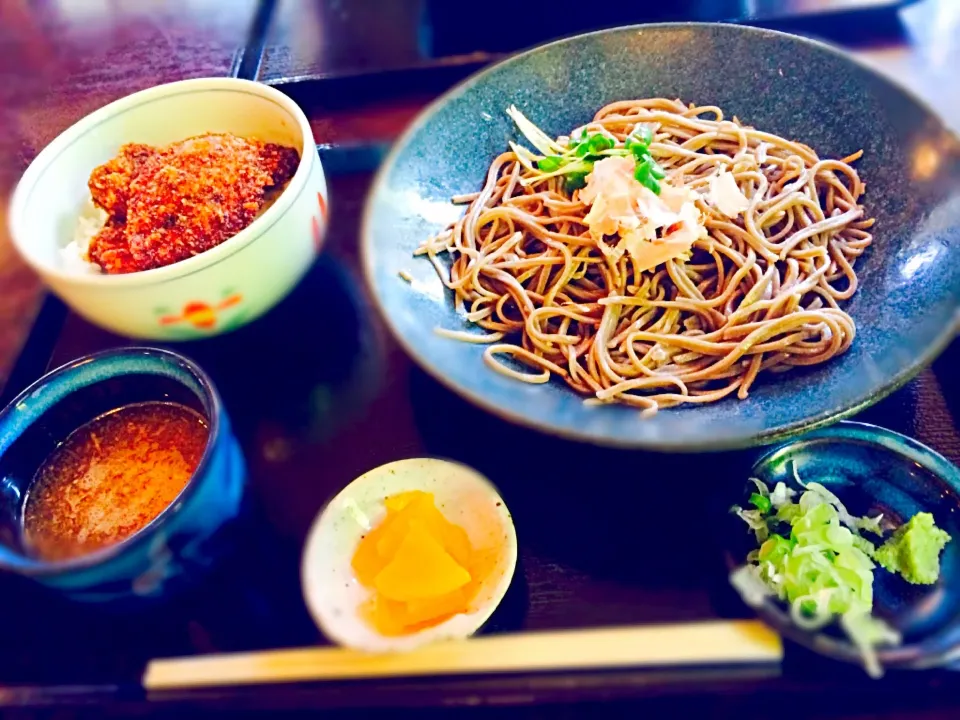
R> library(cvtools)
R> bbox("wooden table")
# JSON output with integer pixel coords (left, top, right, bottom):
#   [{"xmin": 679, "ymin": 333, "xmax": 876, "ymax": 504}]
[{"xmin": 0, "ymin": 1, "xmax": 958, "ymax": 717}]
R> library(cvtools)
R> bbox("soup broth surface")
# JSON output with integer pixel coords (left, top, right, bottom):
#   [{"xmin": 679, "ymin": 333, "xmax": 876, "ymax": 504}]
[{"xmin": 22, "ymin": 401, "xmax": 209, "ymax": 561}]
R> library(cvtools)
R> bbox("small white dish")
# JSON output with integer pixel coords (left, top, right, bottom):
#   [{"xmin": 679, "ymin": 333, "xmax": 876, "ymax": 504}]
[
  {"xmin": 301, "ymin": 458, "xmax": 518, "ymax": 653},
  {"xmin": 8, "ymin": 77, "xmax": 328, "ymax": 339}
]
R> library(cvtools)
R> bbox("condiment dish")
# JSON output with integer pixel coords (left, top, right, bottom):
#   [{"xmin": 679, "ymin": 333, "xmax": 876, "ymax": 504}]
[
  {"xmin": 0, "ymin": 347, "xmax": 246, "ymax": 603},
  {"xmin": 724, "ymin": 421, "xmax": 960, "ymax": 672},
  {"xmin": 302, "ymin": 458, "xmax": 517, "ymax": 652}
]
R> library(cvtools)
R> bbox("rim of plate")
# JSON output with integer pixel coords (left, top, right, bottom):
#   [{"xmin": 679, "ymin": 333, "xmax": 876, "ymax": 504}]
[{"xmin": 360, "ymin": 22, "xmax": 960, "ymax": 451}]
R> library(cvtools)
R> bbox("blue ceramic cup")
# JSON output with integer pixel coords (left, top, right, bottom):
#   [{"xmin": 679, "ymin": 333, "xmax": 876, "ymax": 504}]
[{"xmin": 0, "ymin": 347, "xmax": 246, "ymax": 604}]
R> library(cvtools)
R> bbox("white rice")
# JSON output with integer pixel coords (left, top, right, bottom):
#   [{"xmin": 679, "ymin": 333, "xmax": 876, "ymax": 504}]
[{"xmin": 61, "ymin": 201, "xmax": 106, "ymax": 274}]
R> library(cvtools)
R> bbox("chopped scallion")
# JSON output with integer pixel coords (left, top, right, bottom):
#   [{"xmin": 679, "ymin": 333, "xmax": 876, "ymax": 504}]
[
  {"xmin": 629, "ymin": 144, "xmax": 652, "ymax": 163},
  {"xmin": 634, "ymin": 161, "xmax": 661, "ymax": 194},
  {"xmin": 537, "ymin": 156, "xmax": 563, "ymax": 172},
  {"xmin": 732, "ymin": 471, "xmax": 951, "ymax": 678},
  {"xmin": 749, "ymin": 492, "xmax": 772, "ymax": 514},
  {"xmin": 587, "ymin": 134, "xmax": 615, "ymax": 153},
  {"xmin": 564, "ymin": 172, "xmax": 589, "ymax": 192}
]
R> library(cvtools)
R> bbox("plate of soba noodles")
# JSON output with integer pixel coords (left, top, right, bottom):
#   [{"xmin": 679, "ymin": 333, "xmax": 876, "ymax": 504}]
[{"xmin": 362, "ymin": 23, "xmax": 960, "ymax": 450}]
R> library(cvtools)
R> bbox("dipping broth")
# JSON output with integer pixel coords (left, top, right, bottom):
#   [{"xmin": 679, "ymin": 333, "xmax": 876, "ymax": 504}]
[{"xmin": 22, "ymin": 401, "xmax": 209, "ymax": 561}]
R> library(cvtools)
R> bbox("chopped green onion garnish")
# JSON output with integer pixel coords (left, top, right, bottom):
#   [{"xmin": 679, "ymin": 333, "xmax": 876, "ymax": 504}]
[
  {"xmin": 587, "ymin": 134, "xmax": 615, "ymax": 153},
  {"xmin": 638, "ymin": 174, "xmax": 661, "ymax": 195},
  {"xmin": 634, "ymin": 161, "xmax": 661, "ymax": 195},
  {"xmin": 749, "ymin": 493, "xmax": 772, "ymax": 514},
  {"xmin": 571, "ymin": 132, "xmax": 614, "ymax": 159},
  {"xmin": 564, "ymin": 172, "xmax": 589, "ymax": 192},
  {"xmin": 732, "ymin": 472, "xmax": 952, "ymax": 679},
  {"xmin": 506, "ymin": 111, "xmax": 666, "ymax": 196},
  {"xmin": 537, "ymin": 156, "xmax": 563, "ymax": 172},
  {"xmin": 758, "ymin": 533, "xmax": 794, "ymax": 565},
  {"xmin": 629, "ymin": 144, "xmax": 651, "ymax": 163}
]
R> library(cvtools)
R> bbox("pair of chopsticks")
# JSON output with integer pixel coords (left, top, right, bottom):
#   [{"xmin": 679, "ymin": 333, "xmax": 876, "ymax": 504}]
[{"xmin": 144, "ymin": 620, "xmax": 781, "ymax": 690}]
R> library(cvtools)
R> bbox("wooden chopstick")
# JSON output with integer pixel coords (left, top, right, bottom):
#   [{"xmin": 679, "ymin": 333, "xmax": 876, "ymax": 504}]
[{"xmin": 143, "ymin": 620, "xmax": 781, "ymax": 690}]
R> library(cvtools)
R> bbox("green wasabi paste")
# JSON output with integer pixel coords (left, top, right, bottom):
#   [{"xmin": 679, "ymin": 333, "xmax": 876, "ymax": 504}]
[{"xmin": 875, "ymin": 512, "xmax": 951, "ymax": 585}]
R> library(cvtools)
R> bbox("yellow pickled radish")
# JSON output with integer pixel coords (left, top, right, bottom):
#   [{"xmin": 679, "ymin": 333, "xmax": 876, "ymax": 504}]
[
  {"xmin": 351, "ymin": 490, "xmax": 479, "ymax": 635},
  {"xmin": 374, "ymin": 521, "xmax": 471, "ymax": 602}
]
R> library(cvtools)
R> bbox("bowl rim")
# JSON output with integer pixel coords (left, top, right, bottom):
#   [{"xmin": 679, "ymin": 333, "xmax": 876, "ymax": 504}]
[
  {"xmin": 727, "ymin": 420, "xmax": 960, "ymax": 671},
  {"xmin": 300, "ymin": 457, "xmax": 519, "ymax": 651},
  {"xmin": 8, "ymin": 77, "xmax": 316, "ymax": 288},
  {"xmin": 360, "ymin": 20, "xmax": 960, "ymax": 451},
  {"xmin": 0, "ymin": 346, "xmax": 224, "ymax": 575}
]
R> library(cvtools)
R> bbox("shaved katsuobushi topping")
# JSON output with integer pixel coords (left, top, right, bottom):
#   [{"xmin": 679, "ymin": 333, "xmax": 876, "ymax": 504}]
[
  {"xmin": 580, "ymin": 156, "xmax": 706, "ymax": 271},
  {"xmin": 506, "ymin": 106, "xmax": 709, "ymax": 274}
]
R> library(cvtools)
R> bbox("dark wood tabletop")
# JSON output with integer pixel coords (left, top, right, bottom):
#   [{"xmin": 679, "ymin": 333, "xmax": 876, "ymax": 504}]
[{"xmin": 0, "ymin": 1, "xmax": 958, "ymax": 718}]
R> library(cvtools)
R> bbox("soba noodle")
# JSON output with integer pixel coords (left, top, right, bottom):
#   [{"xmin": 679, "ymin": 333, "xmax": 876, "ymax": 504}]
[{"xmin": 416, "ymin": 98, "xmax": 873, "ymax": 415}]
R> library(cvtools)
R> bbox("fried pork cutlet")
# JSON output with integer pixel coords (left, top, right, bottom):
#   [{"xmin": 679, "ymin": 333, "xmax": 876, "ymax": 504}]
[
  {"xmin": 86, "ymin": 134, "xmax": 299, "ymax": 274},
  {"xmin": 87, "ymin": 143, "xmax": 155, "ymax": 221}
]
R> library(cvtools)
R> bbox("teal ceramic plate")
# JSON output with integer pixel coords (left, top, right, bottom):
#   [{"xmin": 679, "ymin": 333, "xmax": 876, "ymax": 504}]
[
  {"xmin": 725, "ymin": 421, "xmax": 960, "ymax": 673},
  {"xmin": 363, "ymin": 22, "xmax": 960, "ymax": 450}
]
